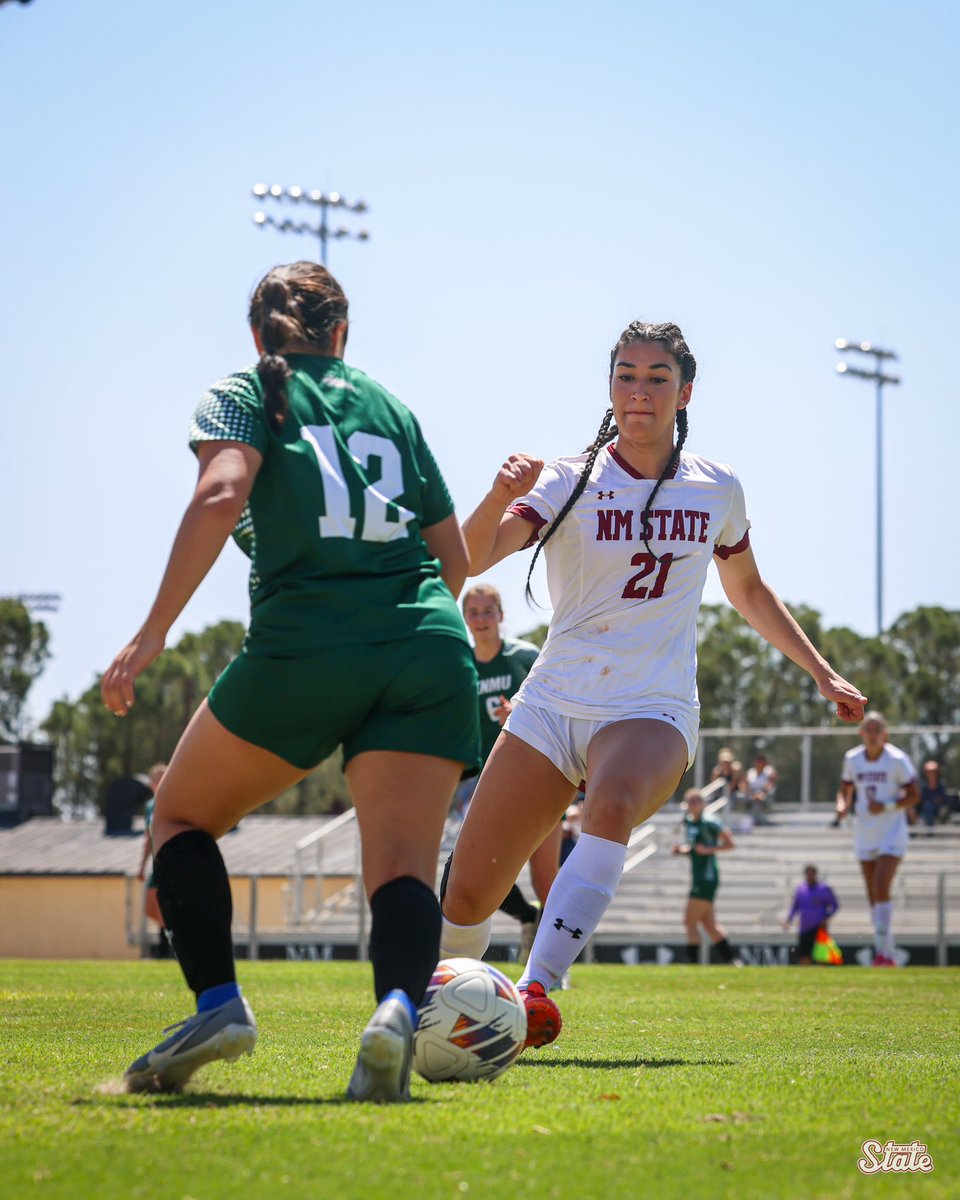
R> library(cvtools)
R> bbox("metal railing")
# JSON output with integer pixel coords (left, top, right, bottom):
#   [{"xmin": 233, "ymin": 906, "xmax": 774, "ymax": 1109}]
[{"xmin": 289, "ymin": 809, "xmax": 367, "ymax": 959}]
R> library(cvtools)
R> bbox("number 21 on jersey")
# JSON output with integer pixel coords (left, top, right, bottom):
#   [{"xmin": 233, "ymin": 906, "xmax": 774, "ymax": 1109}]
[{"xmin": 301, "ymin": 424, "xmax": 415, "ymax": 543}]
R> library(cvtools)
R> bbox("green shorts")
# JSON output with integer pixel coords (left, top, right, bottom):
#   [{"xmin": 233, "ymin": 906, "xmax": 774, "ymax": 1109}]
[
  {"xmin": 208, "ymin": 634, "xmax": 480, "ymax": 772},
  {"xmin": 689, "ymin": 879, "xmax": 718, "ymax": 903}
]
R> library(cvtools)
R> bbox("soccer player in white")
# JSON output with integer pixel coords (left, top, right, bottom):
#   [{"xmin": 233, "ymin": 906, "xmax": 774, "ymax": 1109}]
[
  {"xmin": 838, "ymin": 712, "xmax": 919, "ymax": 966},
  {"xmin": 440, "ymin": 320, "xmax": 867, "ymax": 1046}
]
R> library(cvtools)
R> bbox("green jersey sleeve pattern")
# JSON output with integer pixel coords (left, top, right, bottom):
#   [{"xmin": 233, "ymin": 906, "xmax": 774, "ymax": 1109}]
[{"xmin": 190, "ymin": 370, "xmax": 269, "ymax": 455}]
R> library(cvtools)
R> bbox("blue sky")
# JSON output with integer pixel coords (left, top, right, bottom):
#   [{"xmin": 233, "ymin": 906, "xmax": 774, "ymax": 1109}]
[{"xmin": 3, "ymin": 0, "xmax": 958, "ymax": 726}]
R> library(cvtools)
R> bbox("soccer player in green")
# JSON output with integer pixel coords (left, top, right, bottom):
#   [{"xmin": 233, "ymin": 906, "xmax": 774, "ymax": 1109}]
[
  {"xmin": 101, "ymin": 260, "xmax": 479, "ymax": 1102},
  {"xmin": 458, "ymin": 584, "xmax": 559, "ymax": 958},
  {"xmin": 672, "ymin": 788, "xmax": 739, "ymax": 963}
]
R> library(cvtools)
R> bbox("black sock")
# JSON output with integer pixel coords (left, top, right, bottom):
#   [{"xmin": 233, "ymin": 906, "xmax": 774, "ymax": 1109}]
[
  {"xmin": 498, "ymin": 884, "xmax": 539, "ymax": 925},
  {"xmin": 687, "ymin": 943, "xmax": 700, "ymax": 963},
  {"xmin": 155, "ymin": 830, "xmax": 235, "ymax": 999},
  {"xmin": 715, "ymin": 937, "xmax": 737, "ymax": 963},
  {"xmin": 369, "ymin": 876, "xmax": 441, "ymax": 1006}
]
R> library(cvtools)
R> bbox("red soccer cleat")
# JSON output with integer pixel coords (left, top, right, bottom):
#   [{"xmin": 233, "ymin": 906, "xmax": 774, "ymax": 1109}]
[
  {"xmin": 519, "ymin": 982, "xmax": 562, "ymax": 1048},
  {"xmin": 872, "ymin": 954, "xmax": 897, "ymax": 967}
]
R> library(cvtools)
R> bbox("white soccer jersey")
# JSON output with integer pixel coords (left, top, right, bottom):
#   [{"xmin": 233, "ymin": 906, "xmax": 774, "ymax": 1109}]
[
  {"xmin": 842, "ymin": 744, "xmax": 917, "ymax": 820},
  {"xmin": 507, "ymin": 446, "xmax": 750, "ymax": 719}
]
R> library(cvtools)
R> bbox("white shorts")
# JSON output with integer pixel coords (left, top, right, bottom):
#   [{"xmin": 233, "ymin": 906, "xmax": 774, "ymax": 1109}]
[
  {"xmin": 854, "ymin": 816, "xmax": 909, "ymax": 861},
  {"xmin": 504, "ymin": 699, "xmax": 697, "ymax": 788}
]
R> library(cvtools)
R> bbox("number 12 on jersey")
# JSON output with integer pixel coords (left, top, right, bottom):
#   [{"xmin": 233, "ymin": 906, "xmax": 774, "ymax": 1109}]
[{"xmin": 301, "ymin": 424, "xmax": 415, "ymax": 543}]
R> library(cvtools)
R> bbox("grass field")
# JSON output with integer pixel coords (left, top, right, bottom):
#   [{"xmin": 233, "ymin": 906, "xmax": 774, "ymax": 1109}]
[{"xmin": 1, "ymin": 961, "xmax": 956, "ymax": 1200}]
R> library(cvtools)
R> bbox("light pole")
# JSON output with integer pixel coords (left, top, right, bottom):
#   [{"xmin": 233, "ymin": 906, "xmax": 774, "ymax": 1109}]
[
  {"xmin": 835, "ymin": 339, "xmax": 901, "ymax": 636},
  {"xmin": 252, "ymin": 184, "xmax": 369, "ymax": 266}
]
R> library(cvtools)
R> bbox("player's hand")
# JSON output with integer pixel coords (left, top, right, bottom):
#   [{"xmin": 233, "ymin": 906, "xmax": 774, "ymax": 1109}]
[
  {"xmin": 492, "ymin": 695, "xmax": 513, "ymax": 725},
  {"xmin": 867, "ymin": 800, "xmax": 887, "ymax": 815},
  {"xmin": 101, "ymin": 628, "xmax": 166, "ymax": 716},
  {"xmin": 818, "ymin": 673, "xmax": 867, "ymax": 724},
  {"xmin": 490, "ymin": 454, "xmax": 544, "ymax": 505}
]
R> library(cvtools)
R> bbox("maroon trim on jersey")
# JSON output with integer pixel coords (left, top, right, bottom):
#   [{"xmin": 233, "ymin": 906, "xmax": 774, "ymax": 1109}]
[
  {"xmin": 507, "ymin": 503, "xmax": 548, "ymax": 549},
  {"xmin": 713, "ymin": 530, "xmax": 751, "ymax": 559},
  {"xmin": 608, "ymin": 445, "xmax": 680, "ymax": 480}
]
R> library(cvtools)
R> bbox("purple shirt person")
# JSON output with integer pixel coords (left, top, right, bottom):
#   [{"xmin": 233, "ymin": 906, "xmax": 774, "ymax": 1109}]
[{"xmin": 783, "ymin": 865, "xmax": 839, "ymax": 965}]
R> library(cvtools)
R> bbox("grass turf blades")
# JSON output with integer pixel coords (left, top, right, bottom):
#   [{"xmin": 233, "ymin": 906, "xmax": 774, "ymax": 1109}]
[{"xmin": 0, "ymin": 961, "xmax": 956, "ymax": 1199}]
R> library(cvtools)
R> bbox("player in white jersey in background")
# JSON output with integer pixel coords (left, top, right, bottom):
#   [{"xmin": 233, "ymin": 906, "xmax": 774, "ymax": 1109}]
[
  {"xmin": 838, "ymin": 712, "xmax": 918, "ymax": 966},
  {"xmin": 440, "ymin": 320, "xmax": 867, "ymax": 1046}
]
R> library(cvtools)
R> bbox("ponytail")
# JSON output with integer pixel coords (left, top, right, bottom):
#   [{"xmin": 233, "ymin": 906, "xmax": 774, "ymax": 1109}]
[{"xmin": 249, "ymin": 262, "xmax": 350, "ymax": 433}]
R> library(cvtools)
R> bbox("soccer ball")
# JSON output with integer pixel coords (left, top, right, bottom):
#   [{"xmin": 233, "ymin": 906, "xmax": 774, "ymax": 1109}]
[{"xmin": 414, "ymin": 958, "xmax": 527, "ymax": 1083}]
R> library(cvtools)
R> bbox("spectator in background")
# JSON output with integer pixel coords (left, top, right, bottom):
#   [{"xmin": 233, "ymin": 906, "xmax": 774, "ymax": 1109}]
[
  {"xmin": 782, "ymin": 864, "xmax": 839, "ymax": 965},
  {"xmin": 918, "ymin": 761, "xmax": 949, "ymax": 831},
  {"xmin": 711, "ymin": 748, "xmax": 745, "ymax": 807},
  {"xmin": 745, "ymin": 750, "xmax": 778, "ymax": 825}
]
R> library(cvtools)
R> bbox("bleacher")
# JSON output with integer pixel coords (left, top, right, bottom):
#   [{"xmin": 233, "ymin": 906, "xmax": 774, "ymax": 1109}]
[
  {"xmin": 280, "ymin": 802, "xmax": 960, "ymax": 964},
  {"xmin": 594, "ymin": 804, "xmax": 960, "ymax": 954}
]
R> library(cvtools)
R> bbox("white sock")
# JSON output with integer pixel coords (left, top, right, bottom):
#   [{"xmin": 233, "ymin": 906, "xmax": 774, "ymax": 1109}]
[
  {"xmin": 518, "ymin": 832, "xmax": 626, "ymax": 991},
  {"xmin": 439, "ymin": 914, "xmax": 492, "ymax": 961},
  {"xmin": 873, "ymin": 900, "xmax": 894, "ymax": 958}
]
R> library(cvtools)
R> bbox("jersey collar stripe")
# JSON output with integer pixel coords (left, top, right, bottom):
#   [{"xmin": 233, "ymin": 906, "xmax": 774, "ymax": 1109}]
[{"xmin": 607, "ymin": 445, "xmax": 681, "ymax": 481}]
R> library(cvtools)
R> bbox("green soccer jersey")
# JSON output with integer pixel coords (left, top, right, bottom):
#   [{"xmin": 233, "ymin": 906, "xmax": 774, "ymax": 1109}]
[
  {"xmin": 475, "ymin": 638, "xmax": 539, "ymax": 763},
  {"xmin": 683, "ymin": 813, "xmax": 724, "ymax": 889},
  {"xmin": 190, "ymin": 355, "xmax": 468, "ymax": 656}
]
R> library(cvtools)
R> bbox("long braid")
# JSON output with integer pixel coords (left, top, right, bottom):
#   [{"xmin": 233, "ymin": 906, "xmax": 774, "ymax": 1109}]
[
  {"xmin": 254, "ymin": 278, "xmax": 300, "ymax": 432},
  {"xmin": 639, "ymin": 407, "xmax": 688, "ymax": 560},
  {"xmin": 524, "ymin": 408, "xmax": 617, "ymax": 604}
]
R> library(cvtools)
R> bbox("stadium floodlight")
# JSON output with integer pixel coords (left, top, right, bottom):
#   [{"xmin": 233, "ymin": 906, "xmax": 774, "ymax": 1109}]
[
  {"xmin": 835, "ymin": 338, "xmax": 902, "ymax": 636},
  {"xmin": 250, "ymin": 183, "xmax": 370, "ymax": 265}
]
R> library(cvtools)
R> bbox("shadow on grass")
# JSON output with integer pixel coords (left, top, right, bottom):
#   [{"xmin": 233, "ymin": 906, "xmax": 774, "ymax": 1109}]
[
  {"xmin": 78, "ymin": 1091, "xmax": 432, "ymax": 1108},
  {"xmin": 515, "ymin": 1056, "xmax": 733, "ymax": 1069}
]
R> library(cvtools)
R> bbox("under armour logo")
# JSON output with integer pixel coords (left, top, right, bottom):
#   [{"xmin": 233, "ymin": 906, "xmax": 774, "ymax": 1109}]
[
  {"xmin": 597, "ymin": 490, "xmax": 615, "ymax": 500},
  {"xmin": 554, "ymin": 918, "xmax": 584, "ymax": 939}
]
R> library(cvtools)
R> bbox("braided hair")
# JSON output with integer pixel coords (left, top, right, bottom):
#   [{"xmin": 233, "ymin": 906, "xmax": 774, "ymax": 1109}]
[
  {"xmin": 248, "ymin": 261, "xmax": 349, "ymax": 433},
  {"xmin": 524, "ymin": 321, "xmax": 696, "ymax": 602}
]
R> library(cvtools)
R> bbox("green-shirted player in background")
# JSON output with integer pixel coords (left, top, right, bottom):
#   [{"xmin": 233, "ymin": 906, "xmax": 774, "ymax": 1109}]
[
  {"xmin": 454, "ymin": 584, "xmax": 562, "ymax": 962},
  {"xmin": 102, "ymin": 260, "xmax": 479, "ymax": 1102},
  {"xmin": 672, "ymin": 787, "xmax": 741, "ymax": 964}
]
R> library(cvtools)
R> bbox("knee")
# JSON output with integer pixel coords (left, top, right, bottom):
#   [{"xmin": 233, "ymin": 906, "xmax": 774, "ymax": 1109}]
[
  {"xmin": 441, "ymin": 867, "xmax": 495, "ymax": 926},
  {"xmin": 584, "ymin": 781, "xmax": 644, "ymax": 839}
]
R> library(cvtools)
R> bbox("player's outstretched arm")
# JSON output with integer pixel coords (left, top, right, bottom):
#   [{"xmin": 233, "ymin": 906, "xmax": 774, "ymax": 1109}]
[
  {"xmin": 462, "ymin": 453, "xmax": 544, "ymax": 573},
  {"xmin": 101, "ymin": 441, "xmax": 261, "ymax": 716},
  {"xmin": 716, "ymin": 545, "xmax": 866, "ymax": 724}
]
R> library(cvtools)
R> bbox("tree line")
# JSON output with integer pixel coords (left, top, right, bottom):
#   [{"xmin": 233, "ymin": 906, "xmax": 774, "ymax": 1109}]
[{"xmin": 2, "ymin": 597, "xmax": 958, "ymax": 817}]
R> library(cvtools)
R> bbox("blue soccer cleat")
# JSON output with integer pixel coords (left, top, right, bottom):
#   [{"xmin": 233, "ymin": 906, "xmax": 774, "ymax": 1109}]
[
  {"xmin": 125, "ymin": 995, "xmax": 257, "ymax": 1093},
  {"xmin": 346, "ymin": 990, "xmax": 414, "ymax": 1103}
]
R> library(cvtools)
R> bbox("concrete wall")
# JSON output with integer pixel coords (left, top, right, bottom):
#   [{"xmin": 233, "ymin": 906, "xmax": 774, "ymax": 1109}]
[
  {"xmin": 0, "ymin": 874, "xmax": 333, "ymax": 959},
  {"xmin": 0, "ymin": 876, "xmax": 137, "ymax": 959}
]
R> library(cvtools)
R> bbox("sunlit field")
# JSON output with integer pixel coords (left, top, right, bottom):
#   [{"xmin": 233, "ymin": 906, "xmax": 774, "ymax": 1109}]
[{"xmin": 1, "ymin": 961, "xmax": 956, "ymax": 1200}]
